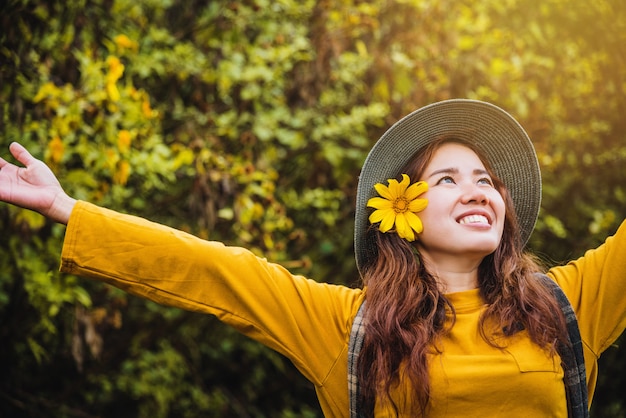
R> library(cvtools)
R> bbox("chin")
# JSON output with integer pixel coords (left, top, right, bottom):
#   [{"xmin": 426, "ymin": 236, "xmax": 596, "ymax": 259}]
[{"xmin": 469, "ymin": 241, "xmax": 500, "ymax": 256}]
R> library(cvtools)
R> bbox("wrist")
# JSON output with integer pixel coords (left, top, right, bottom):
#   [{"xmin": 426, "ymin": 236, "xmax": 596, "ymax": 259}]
[{"xmin": 49, "ymin": 194, "xmax": 77, "ymax": 225}]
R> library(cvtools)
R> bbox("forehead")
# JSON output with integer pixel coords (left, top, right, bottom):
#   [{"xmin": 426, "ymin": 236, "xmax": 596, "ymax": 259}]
[{"xmin": 426, "ymin": 142, "xmax": 487, "ymax": 169}]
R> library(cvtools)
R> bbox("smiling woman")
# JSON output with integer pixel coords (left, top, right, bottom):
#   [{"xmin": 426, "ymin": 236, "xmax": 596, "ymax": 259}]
[
  {"xmin": 1, "ymin": 99, "xmax": 625, "ymax": 417},
  {"xmin": 413, "ymin": 142, "xmax": 507, "ymax": 271},
  {"xmin": 355, "ymin": 121, "xmax": 573, "ymax": 415}
]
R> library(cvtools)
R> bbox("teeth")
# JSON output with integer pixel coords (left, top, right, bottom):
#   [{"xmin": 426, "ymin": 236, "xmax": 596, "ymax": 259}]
[{"xmin": 459, "ymin": 215, "xmax": 489, "ymax": 225}]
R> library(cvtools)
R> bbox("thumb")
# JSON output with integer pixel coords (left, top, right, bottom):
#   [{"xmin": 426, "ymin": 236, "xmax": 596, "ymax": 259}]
[{"xmin": 9, "ymin": 142, "xmax": 39, "ymax": 167}]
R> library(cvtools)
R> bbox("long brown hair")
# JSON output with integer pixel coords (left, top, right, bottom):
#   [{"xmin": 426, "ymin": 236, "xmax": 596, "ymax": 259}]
[{"xmin": 357, "ymin": 136, "xmax": 569, "ymax": 416}]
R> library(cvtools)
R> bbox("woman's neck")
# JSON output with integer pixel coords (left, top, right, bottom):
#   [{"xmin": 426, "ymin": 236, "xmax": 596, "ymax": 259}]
[
  {"xmin": 438, "ymin": 271, "xmax": 479, "ymax": 293},
  {"xmin": 420, "ymin": 254, "xmax": 481, "ymax": 292}
]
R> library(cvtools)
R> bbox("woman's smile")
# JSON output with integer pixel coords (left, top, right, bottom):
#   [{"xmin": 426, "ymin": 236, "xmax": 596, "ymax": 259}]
[{"xmin": 457, "ymin": 212, "xmax": 491, "ymax": 225}]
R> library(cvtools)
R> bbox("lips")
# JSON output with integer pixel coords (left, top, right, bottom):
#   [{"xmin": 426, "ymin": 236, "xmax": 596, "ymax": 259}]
[{"xmin": 458, "ymin": 214, "xmax": 490, "ymax": 225}]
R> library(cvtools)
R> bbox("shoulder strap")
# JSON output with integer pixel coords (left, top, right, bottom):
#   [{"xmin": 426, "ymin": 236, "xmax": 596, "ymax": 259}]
[
  {"xmin": 536, "ymin": 274, "xmax": 589, "ymax": 418},
  {"xmin": 348, "ymin": 277, "xmax": 589, "ymax": 418},
  {"xmin": 348, "ymin": 301, "xmax": 366, "ymax": 418}
]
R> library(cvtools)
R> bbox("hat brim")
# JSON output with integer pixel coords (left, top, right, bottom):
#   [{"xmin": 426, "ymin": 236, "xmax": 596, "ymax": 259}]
[{"xmin": 354, "ymin": 99, "xmax": 541, "ymax": 274}]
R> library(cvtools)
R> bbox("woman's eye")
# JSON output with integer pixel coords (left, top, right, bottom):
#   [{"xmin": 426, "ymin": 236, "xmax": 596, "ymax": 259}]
[
  {"xmin": 437, "ymin": 176, "xmax": 455, "ymax": 185},
  {"xmin": 478, "ymin": 177, "xmax": 494, "ymax": 186}
]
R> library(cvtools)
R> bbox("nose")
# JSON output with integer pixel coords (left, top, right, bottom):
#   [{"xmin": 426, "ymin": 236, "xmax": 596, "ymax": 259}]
[{"xmin": 460, "ymin": 183, "xmax": 489, "ymax": 205}]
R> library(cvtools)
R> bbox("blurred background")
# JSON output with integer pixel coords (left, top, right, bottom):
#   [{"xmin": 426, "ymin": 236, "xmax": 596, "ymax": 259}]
[{"xmin": 1, "ymin": 0, "xmax": 625, "ymax": 416}]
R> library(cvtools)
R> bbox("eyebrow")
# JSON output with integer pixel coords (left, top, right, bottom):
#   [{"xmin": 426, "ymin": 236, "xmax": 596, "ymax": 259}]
[{"xmin": 426, "ymin": 167, "xmax": 491, "ymax": 179}]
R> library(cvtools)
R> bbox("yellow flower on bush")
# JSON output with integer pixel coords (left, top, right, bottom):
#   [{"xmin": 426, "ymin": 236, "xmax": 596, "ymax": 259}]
[
  {"xmin": 114, "ymin": 160, "xmax": 131, "ymax": 185},
  {"xmin": 114, "ymin": 34, "xmax": 138, "ymax": 52},
  {"xmin": 106, "ymin": 56, "xmax": 125, "ymax": 101},
  {"xmin": 48, "ymin": 136, "xmax": 65, "ymax": 164},
  {"xmin": 367, "ymin": 174, "xmax": 428, "ymax": 242},
  {"xmin": 117, "ymin": 130, "xmax": 132, "ymax": 154}
]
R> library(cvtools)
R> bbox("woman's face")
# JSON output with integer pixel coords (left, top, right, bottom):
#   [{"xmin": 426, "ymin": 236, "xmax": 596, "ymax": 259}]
[{"xmin": 415, "ymin": 142, "xmax": 506, "ymax": 265}]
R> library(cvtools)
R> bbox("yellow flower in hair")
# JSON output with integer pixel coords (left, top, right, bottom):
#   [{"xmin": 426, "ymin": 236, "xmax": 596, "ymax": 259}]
[{"xmin": 367, "ymin": 174, "xmax": 428, "ymax": 242}]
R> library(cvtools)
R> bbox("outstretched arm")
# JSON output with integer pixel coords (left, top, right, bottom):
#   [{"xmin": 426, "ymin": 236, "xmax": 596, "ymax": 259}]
[{"xmin": 0, "ymin": 142, "xmax": 76, "ymax": 224}]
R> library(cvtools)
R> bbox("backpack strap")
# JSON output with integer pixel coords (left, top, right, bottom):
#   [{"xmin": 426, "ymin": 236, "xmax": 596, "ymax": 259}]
[
  {"xmin": 348, "ymin": 301, "xmax": 366, "ymax": 418},
  {"xmin": 535, "ymin": 274, "xmax": 589, "ymax": 418},
  {"xmin": 348, "ymin": 276, "xmax": 589, "ymax": 417}
]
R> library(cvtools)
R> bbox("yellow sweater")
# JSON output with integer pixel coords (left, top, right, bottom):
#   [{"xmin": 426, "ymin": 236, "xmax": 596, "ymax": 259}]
[{"xmin": 60, "ymin": 202, "xmax": 626, "ymax": 417}]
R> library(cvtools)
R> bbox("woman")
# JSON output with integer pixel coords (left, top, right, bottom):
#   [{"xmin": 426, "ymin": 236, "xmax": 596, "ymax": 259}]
[{"xmin": 1, "ymin": 99, "xmax": 625, "ymax": 417}]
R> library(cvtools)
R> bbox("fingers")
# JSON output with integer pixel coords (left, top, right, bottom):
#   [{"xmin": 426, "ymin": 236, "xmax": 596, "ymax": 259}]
[
  {"xmin": 0, "ymin": 144, "xmax": 13, "ymax": 168},
  {"xmin": 9, "ymin": 142, "xmax": 38, "ymax": 167}
]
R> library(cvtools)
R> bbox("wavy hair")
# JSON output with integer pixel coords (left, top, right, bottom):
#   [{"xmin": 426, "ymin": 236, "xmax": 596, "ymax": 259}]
[{"xmin": 357, "ymin": 136, "xmax": 569, "ymax": 416}]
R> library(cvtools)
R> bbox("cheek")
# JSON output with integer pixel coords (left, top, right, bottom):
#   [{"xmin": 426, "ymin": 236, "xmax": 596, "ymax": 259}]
[
  {"xmin": 491, "ymin": 193, "xmax": 507, "ymax": 228},
  {"xmin": 419, "ymin": 196, "xmax": 441, "ymax": 222},
  {"xmin": 492, "ymin": 193, "xmax": 506, "ymax": 216},
  {"xmin": 417, "ymin": 195, "xmax": 448, "ymax": 233},
  {"xmin": 420, "ymin": 211, "xmax": 436, "ymax": 231}
]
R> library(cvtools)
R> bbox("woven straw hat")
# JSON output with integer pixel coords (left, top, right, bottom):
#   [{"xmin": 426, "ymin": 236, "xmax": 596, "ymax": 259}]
[{"xmin": 354, "ymin": 99, "xmax": 541, "ymax": 274}]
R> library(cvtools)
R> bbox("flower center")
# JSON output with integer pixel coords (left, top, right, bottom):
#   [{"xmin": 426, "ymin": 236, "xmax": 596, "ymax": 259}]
[{"xmin": 393, "ymin": 197, "xmax": 409, "ymax": 213}]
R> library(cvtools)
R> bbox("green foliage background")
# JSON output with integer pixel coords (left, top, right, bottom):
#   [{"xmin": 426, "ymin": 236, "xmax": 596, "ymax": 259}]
[{"xmin": 1, "ymin": 0, "xmax": 625, "ymax": 416}]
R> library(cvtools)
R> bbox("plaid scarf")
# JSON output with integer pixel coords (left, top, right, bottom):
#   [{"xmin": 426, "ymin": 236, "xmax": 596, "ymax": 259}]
[{"xmin": 348, "ymin": 274, "xmax": 589, "ymax": 417}]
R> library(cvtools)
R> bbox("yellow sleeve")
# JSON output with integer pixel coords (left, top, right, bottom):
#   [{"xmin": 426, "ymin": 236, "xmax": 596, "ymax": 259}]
[
  {"xmin": 548, "ymin": 219, "xmax": 626, "ymax": 402},
  {"xmin": 60, "ymin": 201, "xmax": 364, "ymax": 389}
]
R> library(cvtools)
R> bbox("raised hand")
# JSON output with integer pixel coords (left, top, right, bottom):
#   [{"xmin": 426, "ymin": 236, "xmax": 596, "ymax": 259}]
[{"xmin": 0, "ymin": 142, "xmax": 76, "ymax": 224}]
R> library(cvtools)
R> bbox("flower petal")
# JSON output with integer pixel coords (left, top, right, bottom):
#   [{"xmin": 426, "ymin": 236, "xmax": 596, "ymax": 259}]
[
  {"xmin": 398, "ymin": 174, "xmax": 410, "ymax": 191},
  {"xmin": 374, "ymin": 182, "xmax": 394, "ymax": 200},
  {"xmin": 368, "ymin": 209, "xmax": 387, "ymax": 224},
  {"xmin": 395, "ymin": 214, "xmax": 415, "ymax": 241},
  {"xmin": 386, "ymin": 178, "xmax": 402, "ymax": 199},
  {"xmin": 379, "ymin": 210, "xmax": 396, "ymax": 233},
  {"xmin": 367, "ymin": 197, "xmax": 393, "ymax": 210},
  {"xmin": 405, "ymin": 180, "xmax": 428, "ymax": 200},
  {"xmin": 404, "ymin": 211, "xmax": 424, "ymax": 234},
  {"xmin": 408, "ymin": 198, "xmax": 428, "ymax": 213}
]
